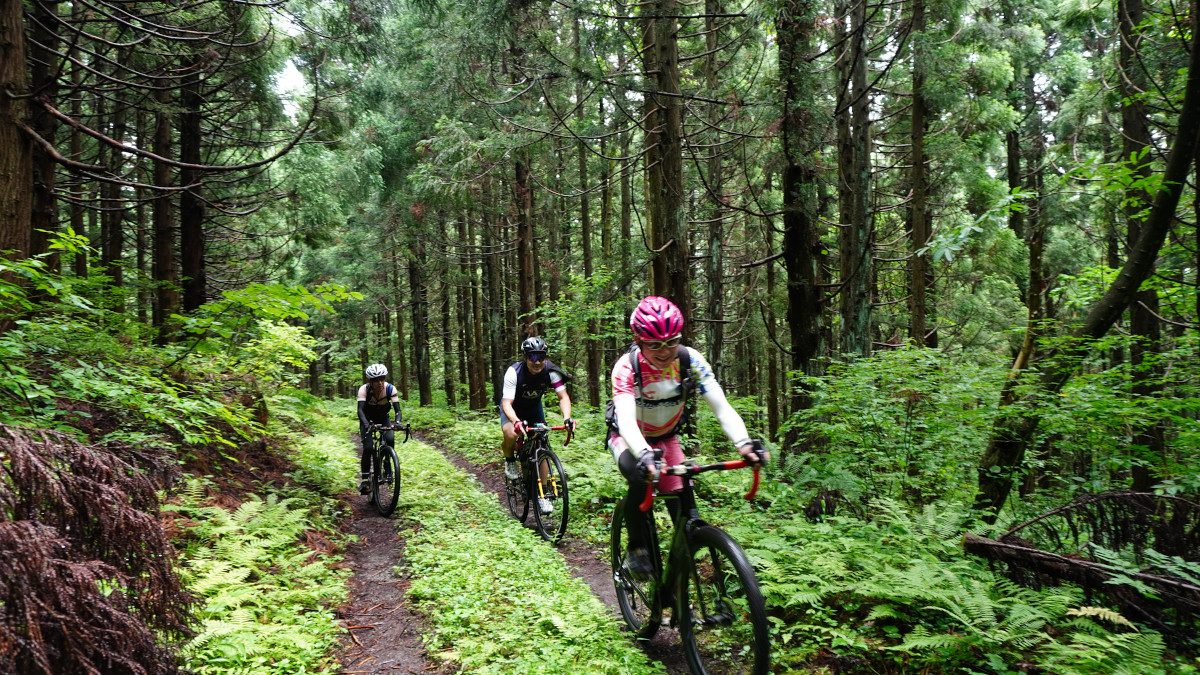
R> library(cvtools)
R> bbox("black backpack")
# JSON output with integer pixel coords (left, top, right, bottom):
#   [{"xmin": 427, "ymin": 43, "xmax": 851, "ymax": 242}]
[{"xmin": 603, "ymin": 344, "xmax": 695, "ymax": 442}]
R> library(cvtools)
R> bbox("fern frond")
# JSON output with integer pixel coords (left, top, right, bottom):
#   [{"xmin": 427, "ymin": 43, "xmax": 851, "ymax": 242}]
[{"xmin": 1065, "ymin": 607, "xmax": 1135, "ymax": 630}]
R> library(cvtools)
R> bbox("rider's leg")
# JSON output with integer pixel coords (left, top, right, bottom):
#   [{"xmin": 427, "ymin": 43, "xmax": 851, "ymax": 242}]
[{"xmin": 359, "ymin": 423, "xmax": 375, "ymax": 493}]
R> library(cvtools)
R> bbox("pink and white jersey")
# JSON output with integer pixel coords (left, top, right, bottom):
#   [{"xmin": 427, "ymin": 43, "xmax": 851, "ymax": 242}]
[{"xmin": 611, "ymin": 347, "xmax": 716, "ymax": 439}]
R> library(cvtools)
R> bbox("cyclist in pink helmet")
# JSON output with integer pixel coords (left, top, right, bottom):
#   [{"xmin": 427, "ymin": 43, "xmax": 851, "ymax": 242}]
[{"xmin": 608, "ymin": 296, "xmax": 767, "ymax": 578}]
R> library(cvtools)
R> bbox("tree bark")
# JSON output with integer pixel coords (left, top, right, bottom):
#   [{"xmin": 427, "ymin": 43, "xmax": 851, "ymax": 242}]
[
  {"xmin": 778, "ymin": 0, "xmax": 826, "ymax": 455},
  {"xmin": 29, "ymin": 0, "xmax": 60, "ymax": 270},
  {"xmin": 835, "ymin": 0, "xmax": 873, "ymax": 357},
  {"xmin": 179, "ymin": 67, "xmax": 206, "ymax": 312},
  {"xmin": 643, "ymin": 0, "xmax": 691, "ymax": 326},
  {"xmin": 410, "ymin": 237, "xmax": 432, "ymax": 406},
  {"xmin": 908, "ymin": 0, "xmax": 932, "ymax": 347},
  {"xmin": 0, "ymin": 0, "xmax": 32, "ymax": 265},
  {"xmin": 152, "ymin": 88, "xmax": 178, "ymax": 337}
]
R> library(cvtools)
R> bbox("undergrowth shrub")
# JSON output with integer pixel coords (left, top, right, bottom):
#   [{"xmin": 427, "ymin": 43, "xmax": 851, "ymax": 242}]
[{"xmin": 167, "ymin": 479, "xmax": 351, "ymax": 675}]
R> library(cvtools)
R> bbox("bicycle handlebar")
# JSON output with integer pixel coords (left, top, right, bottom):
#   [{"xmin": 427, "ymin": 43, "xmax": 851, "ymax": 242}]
[
  {"xmin": 519, "ymin": 421, "xmax": 573, "ymax": 446},
  {"xmin": 372, "ymin": 422, "xmax": 413, "ymax": 443},
  {"xmin": 639, "ymin": 460, "xmax": 761, "ymax": 512}
]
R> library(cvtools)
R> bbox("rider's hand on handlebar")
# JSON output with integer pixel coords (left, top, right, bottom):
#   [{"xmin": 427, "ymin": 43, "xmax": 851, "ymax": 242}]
[
  {"xmin": 564, "ymin": 417, "xmax": 576, "ymax": 433},
  {"xmin": 513, "ymin": 420, "xmax": 527, "ymax": 436},
  {"xmin": 737, "ymin": 439, "xmax": 769, "ymax": 465},
  {"xmin": 636, "ymin": 450, "xmax": 659, "ymax": 482}
]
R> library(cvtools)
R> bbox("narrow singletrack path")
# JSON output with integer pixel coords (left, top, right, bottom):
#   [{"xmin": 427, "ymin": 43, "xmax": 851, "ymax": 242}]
[
  {"xmin": 335, "ymin": 442, "xmax": 440, "ymax": 674},
  {"xmin": 419, "ymin": 431, "xmax": 692, "ymax": 674}
]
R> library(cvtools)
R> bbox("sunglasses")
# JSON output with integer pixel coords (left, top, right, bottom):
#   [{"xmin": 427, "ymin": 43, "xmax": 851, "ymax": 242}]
[
  {"xmin": 527, "ymin": 352, "xmax": 547, "ymax": 363},
  {"xmin": 642, "ymin": 336, "xmax": 682, "ymax": 351}
]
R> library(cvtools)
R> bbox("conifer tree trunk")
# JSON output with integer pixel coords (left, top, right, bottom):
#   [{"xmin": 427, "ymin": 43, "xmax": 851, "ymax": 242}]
[
  {"xmin": 835, "ymin": 0, "xmax": 872, "ymax": 356},
  {"xmin": 152, "ymin": 87, "xmax": 178, "ymax": 336},
  {"xmin": 515, "ymin": 156, "xmax": 536, "ymax": 333},
  {"xmin": 1119, "ymin": 0, "xmax": 1163, "ymax": 492},
  {"xmin": 908, "ymin": 0, "xmax": 933, "ymax": 347},
  {"xmin": 778, "ymin": 0, "xmax": 826, "ymax": 455},
  {"xmin": 392, "ymin": 251, "xmax": 410, "ymax": 401},
  {"xmin": 704, "ymin": 0, "xmax": 726, "ymax": 375},
  {"xmin": 0, "ymin": 0, "xmax": 32, "ymax": 265},
  {"xmin": 70, "ymin": 18, "xmax": 86, "ymax": 279},
  {"xmin": 643, "ymin": 0, "xmax": 690, "ymax": 325},
  {"xmin": 410, "ymin": 237, "xmax": 432, "ymax": 406},
  {"xmin": 179, "ymin": 68, "xmax": 205, "ymax": 312},
  {"xmin": 441, "ymin": 219, "xmax": 456, "ymax": 408},
  {"xmin": 576, "ymin": 20, "xmax": 601, "ymax": 405},
  {"xmin": 29, "ymin": 0, "xmax": 60, "ymax": 269}
]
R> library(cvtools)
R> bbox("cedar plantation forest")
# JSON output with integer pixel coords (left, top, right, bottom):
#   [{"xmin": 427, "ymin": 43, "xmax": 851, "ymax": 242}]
[{"xmin": 1, "ymin": 0, "xmax": 1200, "ymax": 673}]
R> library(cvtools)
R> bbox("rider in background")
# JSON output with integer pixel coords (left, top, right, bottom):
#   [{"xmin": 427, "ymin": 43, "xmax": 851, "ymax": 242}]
[
  {"xmin": 609, "ymin": 296, "xmax": 768, "ymax": 576},
  {"xmin": 501, "ymin": 336, "xmax": 575, "ymax": 513},
  {"xmin": 357, "ymin": 363, "xmax": 403, "ymax": 494}
]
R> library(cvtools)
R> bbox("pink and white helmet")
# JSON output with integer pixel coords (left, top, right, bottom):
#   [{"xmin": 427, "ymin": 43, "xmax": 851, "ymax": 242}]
[{"xmin": 630, "ymin": 296, "xmax": 684, "ymax": 340}]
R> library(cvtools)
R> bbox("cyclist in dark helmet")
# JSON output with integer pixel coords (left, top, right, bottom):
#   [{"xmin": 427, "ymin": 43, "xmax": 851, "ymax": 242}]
[
  {"xmin": 500, "ymin": 336, "xmax": 575, "ymax": 514},
  {"xmin": 357, "ymin": 363, "xmax": 403, "ymax": 494}
]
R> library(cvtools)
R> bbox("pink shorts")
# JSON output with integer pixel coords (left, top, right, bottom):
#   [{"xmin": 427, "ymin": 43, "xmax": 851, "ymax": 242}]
[{"xmin": 608, "ymin": 432, "xmax": 686, "ymax": 493}]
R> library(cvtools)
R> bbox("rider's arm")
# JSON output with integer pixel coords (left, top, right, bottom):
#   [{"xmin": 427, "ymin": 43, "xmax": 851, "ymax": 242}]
[
  {"xmin": 550, "ymin": 370, "xmax": 572, "ymax": 421},
  {"xmin": 614, "ymin": 394, "xmax": 651, "ymax": 457},
  {"xmin": 699, "ymin": 383, "xmax": 751, "ymax": 450},
  {"xmin": 356, "ymin": 385, "xmax": 371, "ymax": 427},
  {"xmin": 501, "ymin": 398, "xmax": 519, "ymax": 425},
  {"xmin": 392, "ymin": 401, "xmax": 402, "ymax": 424}
]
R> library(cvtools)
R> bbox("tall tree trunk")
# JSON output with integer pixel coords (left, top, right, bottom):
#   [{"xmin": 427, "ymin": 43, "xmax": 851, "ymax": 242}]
[
  {"xmin": 69, "ymin": 15, "xmax": 86, "ymax": 278},
  {"xmin": 975, "ymin": 13, "xmax": 1200, "ymax": 518},
  {"xmin": 441, "ymin": 219, "xmax": 456, "ymax": 408},
  {"xmin": 179, "ymin": 68, "xmax": 206, "ymax": 312},
  {"xmin": 153, "ymin": 88, "xmax": 178, "ymax": 337},
  {"xmin": 28, "ymin": 0, "xmax": 60, "ymax": 269},
  {"xmin": 908, "ymin": 0, "xmax": 933, "ymax": 347},
  {"xmin": 576, "ymin": 20, "xmax": 601, "ymax": 405},
  {"xmin": 1119, "ymin": 0, "xmax": 1162, "ymax": 493},
  {"xmin": 100, "ymin": 91, "xmax": 126, "ymax": 308},
  {"xmin": 836, "ymin": 0, "xmax": 873, "ymax": 357},
  {"xmin": 643, "ymin": 0, "xmax": 690, "ymax": 325},
  {"xmin": 778, "ymin": 0, "xmax": 826, "ymax": 457},
  {"xmin": 514, "ymin": 156, "xmax": 536, "ymax": 334},
  {"xmin": 392, "ymin": 248, "xmax": 410, "ymax": 401},
  {"xmin": 704, "ymin": 0, "xmax": 726, "ymax": 375},
  {"xmin": 410, "ymin": 237, "xmax": 432, "ymax": 406},
  {"xmin": 0, "ymin": 0, "xmax": 32, "ymax": 265}
]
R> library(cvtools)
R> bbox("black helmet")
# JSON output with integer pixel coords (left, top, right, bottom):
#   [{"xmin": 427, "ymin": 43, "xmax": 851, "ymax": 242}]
[{"xmin": 521, "ymin": 336, "xmax": 548, "ymax": 356}]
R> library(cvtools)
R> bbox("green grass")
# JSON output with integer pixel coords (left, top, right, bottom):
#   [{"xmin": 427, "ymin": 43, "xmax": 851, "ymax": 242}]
[{"xmin": 394, "ymin": 431, "xmax": 662, "ymax": 674}]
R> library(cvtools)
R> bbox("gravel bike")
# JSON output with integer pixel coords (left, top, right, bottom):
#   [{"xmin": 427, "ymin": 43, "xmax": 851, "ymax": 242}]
[
  {"xmin": 505, "ymin": 422, "xmax": 573, "ymax": 543},
  {"xmin": 611, "ymin": 454, "xmax": 770, "ymax": 675},
  {"xmin": 365, "ymin": 422, "xmax": 411, "ymax": 517}
]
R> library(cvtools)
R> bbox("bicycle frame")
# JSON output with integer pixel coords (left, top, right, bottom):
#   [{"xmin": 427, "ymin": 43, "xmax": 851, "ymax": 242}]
[
  {"xmin": 510, "ymin": 422, "xmax": 573, "ymax": 542},
  {"xmin": 639, "ymin": 461, "xmax": 760, "ymax": 615}
]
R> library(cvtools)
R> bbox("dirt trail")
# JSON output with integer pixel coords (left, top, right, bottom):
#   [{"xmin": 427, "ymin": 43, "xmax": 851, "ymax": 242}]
[{"xmin": 334, "ymin": 431, "xmax": 689, "ymax": 674}]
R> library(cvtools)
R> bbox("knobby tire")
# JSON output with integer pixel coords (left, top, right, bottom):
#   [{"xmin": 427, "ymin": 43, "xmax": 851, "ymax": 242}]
[
  {"xmin": 532, "ymin": 445, "xmax": 569, "ymax": 544},
  {"xmin": 372, "ymin": 444, "xmax": 401, "ymax": 517},
  {"xmin": 677, "ymin": 526, "xmax": 770, "ymax": 675}
]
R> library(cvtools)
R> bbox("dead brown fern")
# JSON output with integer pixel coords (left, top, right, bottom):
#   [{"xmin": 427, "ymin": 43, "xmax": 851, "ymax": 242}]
[{"xmin": 0, "ymin": 425, "xmax": 194, "ymax": 674}]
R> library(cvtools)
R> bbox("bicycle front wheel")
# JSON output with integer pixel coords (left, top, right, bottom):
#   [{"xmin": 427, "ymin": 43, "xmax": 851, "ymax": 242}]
[
  {"xmin": 372, "ymin": 444, "xmax": 401, "ymax": 517},
  {"xmin": 532, "ymin": 446, "xmax": 568, "ymax": 543},
  {"xmin": 610, "ymin": 498, "xmax": 659, "ymax": 639},
  {"xmin": 678, "ymin": 526, "xmax": 770, "ymax": 675}
]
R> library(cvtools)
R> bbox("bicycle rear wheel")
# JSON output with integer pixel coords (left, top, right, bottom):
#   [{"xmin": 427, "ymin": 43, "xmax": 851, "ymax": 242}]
[
  {"xmin": 505, "ymin": 455, "xmax": 529, "ymax": 523},
  {"xmin": 610, "ymin": 498, "xmax": 660, "ymax": 639},
  {"xmin": 532, "ymin": 446, "xmax": 568, "ymax": 543},
  {"xmin": 677, "ymin": 525, "xmax": 770, "ymax": 675},
  {"xmin": 372, "ymin": 444, "xmax": 401, "ymax": 517}
]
